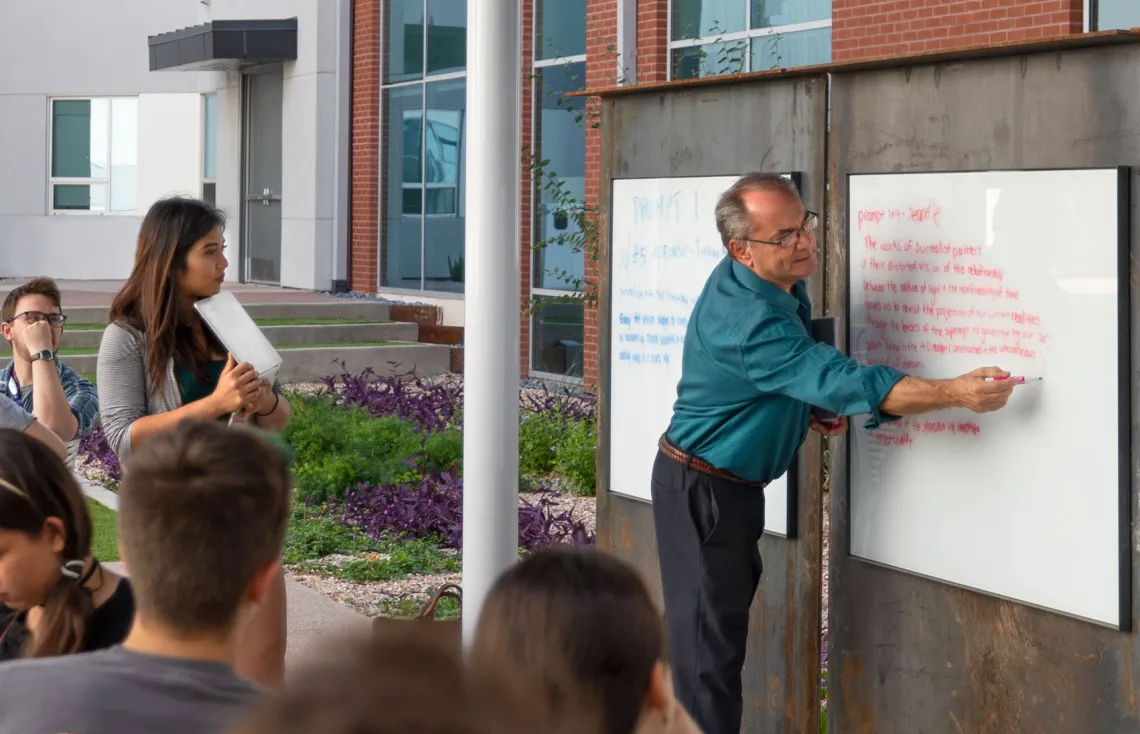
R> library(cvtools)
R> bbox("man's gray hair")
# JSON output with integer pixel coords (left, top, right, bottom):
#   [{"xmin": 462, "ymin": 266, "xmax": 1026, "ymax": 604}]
[{"xmin": 714, "ymin": 172, "xmax": 801, "ymax": 250}]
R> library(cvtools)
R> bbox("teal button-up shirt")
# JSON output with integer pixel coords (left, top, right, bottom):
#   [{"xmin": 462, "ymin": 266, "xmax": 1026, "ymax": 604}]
[{"xmin": 665, "ymin": 257, "xmax": 905, "ymax": 483}]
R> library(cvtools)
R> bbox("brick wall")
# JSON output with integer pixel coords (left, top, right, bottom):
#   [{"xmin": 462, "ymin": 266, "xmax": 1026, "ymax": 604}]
[
  {"xmin": 350, "ymin": 0, "xmax": 381, "ymax": 292},
  {"xmin": 833, "ymin": 0, "xmax": 1084, "ymax": 61},
  {"xmin": 637, "ymin": 0, "xmax": 670, "ymax": 83},
  {"xmin": 519, "ymin": 1, "xmax": 535, "ymax": 377},
  {"xmin": 582, "ymin": 0, "xmax": 618, "ymax": 392}
]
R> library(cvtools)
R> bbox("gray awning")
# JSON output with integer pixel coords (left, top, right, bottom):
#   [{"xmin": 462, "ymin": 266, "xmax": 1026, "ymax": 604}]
[{"xmin": 148, "ymin": 18, "xmax": 298, "ymax": 72}]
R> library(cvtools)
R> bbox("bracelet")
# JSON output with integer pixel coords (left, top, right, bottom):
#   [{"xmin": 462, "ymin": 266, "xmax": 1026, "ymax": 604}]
[{"xmin": 256, "ymin": 392, "xmax": 280, "ymax": 417}]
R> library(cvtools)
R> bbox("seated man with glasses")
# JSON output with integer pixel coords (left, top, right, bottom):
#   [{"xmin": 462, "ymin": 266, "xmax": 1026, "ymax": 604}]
[
  {"xmin": 1, "ymin": 278, "xmax": 99, "ymax": 468},
  {"xmin": 651, "ymin": 172, "xmax": 1019, "ymax": 734}
]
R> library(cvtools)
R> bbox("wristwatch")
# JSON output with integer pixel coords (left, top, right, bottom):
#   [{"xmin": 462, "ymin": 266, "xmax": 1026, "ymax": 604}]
[{"xmin": 29, "ymin": 349, "xmax": 55, "ymax": 363}]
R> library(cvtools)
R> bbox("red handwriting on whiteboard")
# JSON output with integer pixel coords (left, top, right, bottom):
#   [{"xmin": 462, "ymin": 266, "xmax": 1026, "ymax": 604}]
[
  {"xmin": 908, "ymin": 201, "xmax": 942, "ymax": 226},
  {"xmin": 872, "ymin": 432, "xmax": 914, "ymax": 447},
  {"xmin": 856, "ymin": 229, "xmax": 1050, "ymax": 391},
  {"xmin": 858, "ymin": 210, "xmax": 885, "ymax": 230},
  {"xmin": 858, "ymin": 203, "xmax": 942, "ymax": 228},
  {"xmin": 913, "ymin": 420, "xmax": 982, "ymax": 436}
]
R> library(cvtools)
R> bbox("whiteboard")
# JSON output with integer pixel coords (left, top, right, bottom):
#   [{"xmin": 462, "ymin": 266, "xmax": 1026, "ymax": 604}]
[
  {"xmin": 608, "ymin": 174, "xmax": 798, "ymax": 538},
  {"xmin": 846, "ymin": 168, "xmax": 1130, "ymax": 628}
]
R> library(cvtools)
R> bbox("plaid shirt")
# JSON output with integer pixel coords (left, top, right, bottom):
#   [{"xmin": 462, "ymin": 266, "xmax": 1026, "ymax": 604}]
[{"xmin": 1, "ymin": 359, "xmax": 100, "ymax": 439}]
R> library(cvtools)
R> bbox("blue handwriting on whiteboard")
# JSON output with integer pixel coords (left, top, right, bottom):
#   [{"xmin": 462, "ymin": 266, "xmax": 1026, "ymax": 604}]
[
  {"xmin": 617, "ymin": 350, "xmax": 671, "ymax": 366},
  {"xmin": 617, "ymin": 288, "xmax": 700, "ymax": 306},
  {"xmin": 619, "ymin": 241, "xmax": 723, "ymax": 271},
  {"xmin": 632, "ymin": 192, "xmax": 683, "ymax": 224}
]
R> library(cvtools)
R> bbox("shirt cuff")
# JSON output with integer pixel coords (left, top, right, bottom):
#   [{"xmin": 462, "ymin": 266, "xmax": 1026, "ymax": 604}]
[{"xmin": 860, "ymin": 366, "xmax": 906, "ymax": 430}]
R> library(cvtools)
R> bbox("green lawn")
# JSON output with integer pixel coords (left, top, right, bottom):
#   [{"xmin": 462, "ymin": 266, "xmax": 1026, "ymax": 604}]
[
  {"xmin": 87, "ymin": 498, "xmax": 119, "ymax": 562},
  {"xmin": 59, "ymin": 340, "xmax": 406, "ymax": 357},
  {"xmin": 66, "ymin": 317, "xmax": 387, "ymax": 332}
]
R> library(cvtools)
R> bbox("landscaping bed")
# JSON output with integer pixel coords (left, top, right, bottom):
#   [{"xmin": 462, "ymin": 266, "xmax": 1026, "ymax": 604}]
[{"xmin": 77, "ymin": 366, "xmax": 597, "ymax": 619}]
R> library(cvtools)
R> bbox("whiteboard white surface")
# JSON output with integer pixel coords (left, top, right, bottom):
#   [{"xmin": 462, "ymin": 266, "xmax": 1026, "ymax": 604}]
[
  {"xmin": 608, "ymin": 175, "xmax": 795, "ymax": 538},
  {"xmin": 847, "ymin": 168, "xmax": 1129, "ymax": 627},
  {"xmin": 194, "ymin": 291, "xmax": 283, "ymax": 384}
]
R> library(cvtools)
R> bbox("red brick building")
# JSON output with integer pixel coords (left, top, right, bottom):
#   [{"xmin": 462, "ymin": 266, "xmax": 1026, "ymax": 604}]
[{"xmin": 349, "ymin": 0, "xmax": 1134, "ymax": 390}]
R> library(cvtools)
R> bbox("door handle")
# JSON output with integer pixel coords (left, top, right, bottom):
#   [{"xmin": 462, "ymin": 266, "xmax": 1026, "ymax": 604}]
[{"xmin": 251, "ymin": 187, "xmax": 282, "ymax": 206}]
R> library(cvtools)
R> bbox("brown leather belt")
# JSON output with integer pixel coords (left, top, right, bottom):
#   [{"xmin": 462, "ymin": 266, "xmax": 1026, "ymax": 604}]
[{"xmin": 658, "ymin": 436, "xmax": 768, "ymax": 488}]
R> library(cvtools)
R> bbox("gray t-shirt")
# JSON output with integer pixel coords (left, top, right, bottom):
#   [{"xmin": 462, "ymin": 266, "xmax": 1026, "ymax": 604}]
[
  {"xmin": 0, "ymin": 646, "xmax": 263, "ymax": 734},
  {"xmin": 0, "ymin": 396, "xmax": 33, "ymax": 431}
]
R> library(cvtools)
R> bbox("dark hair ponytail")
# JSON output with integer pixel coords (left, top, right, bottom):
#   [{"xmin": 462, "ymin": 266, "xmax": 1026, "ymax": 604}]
[{"xmin": 0, "ymin": 428, "xmax": 95, "ymax": 658}]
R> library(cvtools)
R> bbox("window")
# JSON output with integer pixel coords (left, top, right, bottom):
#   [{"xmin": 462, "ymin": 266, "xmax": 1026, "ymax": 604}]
[
  {"xmin": 669, "ymin": 0, "xmax": 831, "ymax": 80},
  {"xmin": 49, "ymin": 97, "xmax": 138, "ymax": 213},
  {"xmin": 382, "ymin": 0, "xmax": 467, "ymax": 294},
  {"xmin": 1092, "ymin": 1, "xmax": 1140, "ymax": 30},
  {"xmin": 203, "ymin": 93, "xmax": 218, "ymax": 206},
  {"xmin": 530, "ymin": 0, "xmax": 587, "ymax": 380},
  {"xmin": 401, "ymin": 107, "xmax": 461, "ymax": 215},
  {"xmin": 531, "ymin": 297, "xmax": 585, "ymax": 379}
]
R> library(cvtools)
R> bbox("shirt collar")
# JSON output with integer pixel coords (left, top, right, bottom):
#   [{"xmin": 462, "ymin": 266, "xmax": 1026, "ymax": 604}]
[
  {"xmin": 0, "ymin": 361, "xmax": 16, "ymax": 402},
  {"xmin": 730, "ymin": 259, "xmax": 806, "ymax": 314}
]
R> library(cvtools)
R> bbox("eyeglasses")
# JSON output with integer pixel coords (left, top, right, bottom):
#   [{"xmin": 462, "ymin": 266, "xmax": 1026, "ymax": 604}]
[
  {"xmin": 9, "ymin": 311, "xmax": 67, "ymax": 328},
  {"xmin": 739, "ymin": 211, "xmax": 819, "ymax": 249}
]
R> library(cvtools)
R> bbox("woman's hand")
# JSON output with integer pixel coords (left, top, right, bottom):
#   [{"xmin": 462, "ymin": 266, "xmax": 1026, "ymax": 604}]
[
  {"xmin": 252, "ymin": 378, "xmax": 278, "ymax": 415},
  {"xmin": 209, "ymin": 354, "xmax": 261, "ymax": 416},
  {"xmin": 238, "ymin": 378, "xmax": 278, "ymax": 420}
]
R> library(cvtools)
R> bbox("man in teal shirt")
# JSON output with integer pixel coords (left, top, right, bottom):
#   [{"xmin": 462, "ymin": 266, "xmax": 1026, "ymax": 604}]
[{"xmin": 652, "ymin": 172, "xmax": 1016, "ymax": 734}]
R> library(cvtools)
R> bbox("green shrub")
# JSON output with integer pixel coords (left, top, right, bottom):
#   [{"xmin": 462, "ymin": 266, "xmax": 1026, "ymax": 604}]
[
  {"xmin": 518, "ymin": 411, "xmax": 565, "ymax": 476},
  {"xmin": 284, "ymin": 509, "xmax": 369, "ymax": 565},
  {"xmin": 284, "ymin": 395, "xmax": 422, "ymax": 502},
  {"xmin": 331, "ymin": 538, "xmax": 460, "ymax": 583},
  {"xmin": 553, "ymin": 417, "xmax": 596, "ymax": 496},
  {"xmin": 423, "ymin": 428, "xmax": 463, "ymax": 473}
]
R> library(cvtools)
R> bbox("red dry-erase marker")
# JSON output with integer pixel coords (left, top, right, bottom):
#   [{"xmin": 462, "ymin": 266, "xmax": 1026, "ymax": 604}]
[{"xmin": 984, "ymin": 376, "xmax": 1042, "ymax": 383}]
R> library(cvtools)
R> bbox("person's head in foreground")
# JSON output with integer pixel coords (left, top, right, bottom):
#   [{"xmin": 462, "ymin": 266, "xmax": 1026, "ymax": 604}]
[
  {"xmin": 118, "ymin": 419, "xmax": 290, "ymax": 656},
  {"xmin": 0, "ymin": 419, "xmax": 292, "ymax": 734},
  {"xmin": 0, "ymin": 427, "xmax": 126, "ymax": 659},
  {"xmin": 472, "ymin": 546, "xmax": 700, "ymax": 734},
  {"xmin": 716, "ymin": 172, "xmax": 818, "ymax": 291},
  {"xmin": 229, "ymin": 623, "xmax": 563, "ymax": 734}
]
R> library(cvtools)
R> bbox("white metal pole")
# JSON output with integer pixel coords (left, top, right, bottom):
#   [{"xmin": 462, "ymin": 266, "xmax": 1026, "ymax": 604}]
[{"xmin": 461, "ymin": 0, "xmax": 521, "ymax": 644}]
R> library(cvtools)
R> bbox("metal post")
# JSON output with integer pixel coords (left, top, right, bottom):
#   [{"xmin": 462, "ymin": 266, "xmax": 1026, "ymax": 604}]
[
  {"xmin": 330, "ymin": 0, "xmax": 352, "ymax": 292},
  {"xmin": 461, "ymin": 0, "xmax": 521, "ymax": 643}
]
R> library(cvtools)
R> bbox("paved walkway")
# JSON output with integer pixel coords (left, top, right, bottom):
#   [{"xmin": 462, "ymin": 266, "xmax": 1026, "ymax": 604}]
[
  {"xmin": 0, "ymin": 278, "xmax": 342, "ymax": 307},
  {"xmin": 82, "ymin": 480, "xmax": 371, "ymax": 668}
]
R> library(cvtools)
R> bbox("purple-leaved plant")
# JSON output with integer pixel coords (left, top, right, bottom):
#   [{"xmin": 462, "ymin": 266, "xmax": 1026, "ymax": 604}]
[
  {"xmin": 519, "ymin": 383, "xmax": 596, "ymax": 423},
  {"xmin": 342, "ymin": 460, "xmax": 594, "ymax": 551},
  {"xmin": 77, "ymin": 423, "xmax": 123, "ymax": 483},
  {"xmin": 321, "ymin": 361, "xmax": 463, "ymax": 432},
  {"xmin": 322, "ymin": 362, "xmax": 596, "ymax": 429}
]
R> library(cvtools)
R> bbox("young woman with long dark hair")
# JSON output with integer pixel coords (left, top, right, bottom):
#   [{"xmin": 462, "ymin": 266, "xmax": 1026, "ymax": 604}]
[
  {"xmin": 96, "ymin": 196, "xmax": 292, "ymax": 687},
  {"xmin": 0, "ymin": 427, "xmax": 133, "ymax": 661}
]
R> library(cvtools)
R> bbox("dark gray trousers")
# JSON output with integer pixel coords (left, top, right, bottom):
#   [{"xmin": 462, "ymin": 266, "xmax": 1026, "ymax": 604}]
[{"xmin": 650, "ymin": 449, "xmax": 766, "ymax": 734}]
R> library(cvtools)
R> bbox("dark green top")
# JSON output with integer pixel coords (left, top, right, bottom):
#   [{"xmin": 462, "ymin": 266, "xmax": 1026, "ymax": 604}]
[
  {"xmin": 174, "ymin": 359, "xmax": 229, "ymax": 423},
  {"xmin": 665, "ymin": 257, "xmax": 906, "ymax": 483}
]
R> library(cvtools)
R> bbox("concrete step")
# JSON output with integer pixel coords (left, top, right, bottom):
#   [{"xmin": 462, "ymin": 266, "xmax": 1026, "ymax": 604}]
[
  {"xmin": 65, "ymin": 300, "xmax": 392, "ymax": 325},
  {"xmin": 62, "ymin": 321, "xmax": 419, "ymax": 350},
  {"xmin": 66, "ymin": 343, "xmax": 452, "ymax": 384}
]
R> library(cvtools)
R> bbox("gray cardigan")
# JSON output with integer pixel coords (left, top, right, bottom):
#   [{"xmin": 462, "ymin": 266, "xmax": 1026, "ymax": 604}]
[
  {"xmin": 95, "ymin": 321, "xmax": 184, "ymax": 460},
  {"xmin": 96, "ymin": 321, "xmax": 282, "ymax": 460}
]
